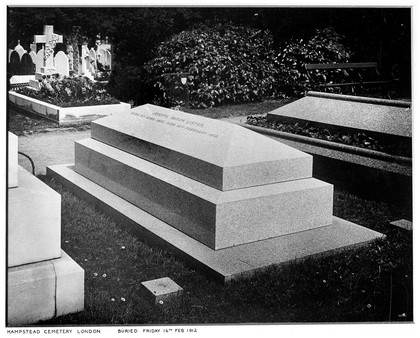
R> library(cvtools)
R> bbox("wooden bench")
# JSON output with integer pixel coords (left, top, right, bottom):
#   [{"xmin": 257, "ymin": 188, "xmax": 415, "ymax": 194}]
[{"xmin": 305, "ymin": 62, "xmax": 396, "ymax": 96}]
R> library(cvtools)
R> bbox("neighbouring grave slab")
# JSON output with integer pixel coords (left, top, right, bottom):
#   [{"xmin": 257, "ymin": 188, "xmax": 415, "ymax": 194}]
[
  {"xmin": 8, "ymin": 141, "xmax": 84, "ymax": 324},
  {"xmin": 91, "ymin": 104, "xmax": 313, "ymax": 191},
  {"xmin": 390, "ymin": 219, "xmax": 412, "ymax": 231},
  {"xmin": 47, "ymin": 104, "xmax": 384, "ymax": 282},
  {"xmin": 9, "ymin": 91, "xmax": 131, "ymax": 125},
  {"xmin": 140, "ymin": 277, "xmax": 184, "ymax": 305},
  {"xmin": 8, "ymin": 251, "xmax": 84, "ymax": 326},
  {"xmin": 8, "ymin": 132, "xmax": 18, "ymax": 188},
  {"xmin": 267, "ymin": 91, "xmax": 412, "ymax": 138},
  {"xmin": 8, "ymin": 166, "xmax": 61, "ymax": 267}
]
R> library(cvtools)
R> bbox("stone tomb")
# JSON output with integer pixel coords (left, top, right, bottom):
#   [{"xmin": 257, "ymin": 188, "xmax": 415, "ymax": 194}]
[
  {"xmin": 48, "ymin": 104, "xmax": 384, "ymax": 282},
  {"xmin": 7, "ymin": 132, "xmax": 84, "ymax": 325},
  {"xmin": 267, "ymin": 91, "xmax": 411, "ymax": 139}
]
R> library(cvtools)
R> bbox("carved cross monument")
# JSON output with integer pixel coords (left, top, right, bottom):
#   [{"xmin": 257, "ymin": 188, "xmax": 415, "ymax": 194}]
[{"xmin": 34, "ymin": 25, "xmax": 63, "ymax": 76}]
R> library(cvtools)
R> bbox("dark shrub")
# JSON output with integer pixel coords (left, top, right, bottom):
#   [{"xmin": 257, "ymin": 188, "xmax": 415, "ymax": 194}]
[
  {"xmin": 275, "ymin": 27, "xmax": 351, "ymax": 97},
  {"xmin": 14, "ymin": 75, "xmax": 120, "ymax": 107},
  {"xmin": 143, "ymin": 24, "xmax": 279, "ymax": 108}
]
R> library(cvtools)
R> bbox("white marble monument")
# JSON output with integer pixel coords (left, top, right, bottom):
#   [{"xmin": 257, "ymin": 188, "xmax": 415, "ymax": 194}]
[{"xmin": 7, "ymin": 132, "xmax": 84, "ymax": 325}]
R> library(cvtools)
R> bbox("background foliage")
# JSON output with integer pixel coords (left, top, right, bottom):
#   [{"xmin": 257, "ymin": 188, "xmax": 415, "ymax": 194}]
[
  {"xmin": 144, "ymin": 24, "xmax": 279, "ymax": 108},
  {"xmin": 275, "ymin": 27, "xmax": 351, "ymax": 97},
  {"xmin": 8, "ymin": 7, "xmax": 411, "ymax": 105}
]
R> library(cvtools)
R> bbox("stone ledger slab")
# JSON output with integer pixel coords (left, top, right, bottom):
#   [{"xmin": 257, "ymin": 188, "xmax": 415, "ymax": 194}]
[
  {"xmin": 47, "ymin": 163, "xmax": 385, "ymax": 283},
  {"xmin": 390, "ymin": 219, "xmax": 412, "ymax": 231},
  {"xmin": 8, "ymin": 166, "xmax": 61, "ymax": 267},
  {"xmin": 74, "ymin": 138, "xmax": 332, "ymax": 249},
  {"xmin": 91, "ymin": 104, "xmax": 313, "ymax": 191},
  {"xmin": 8, "ymin": 250, "xmax": 84, "ymax": 326},
  {"xmin": 8, "ymin": 132, "xmax": 18, "ymax": 188},
  {"xmin": 267, "ymin": 92, "xmax": 412, "ymax": 138}
]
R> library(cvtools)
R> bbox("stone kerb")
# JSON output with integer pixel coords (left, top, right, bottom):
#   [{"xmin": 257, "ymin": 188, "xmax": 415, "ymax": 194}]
[{"xmin": 9, "ymin": 90, "xmax": 132, "ymax": 125}]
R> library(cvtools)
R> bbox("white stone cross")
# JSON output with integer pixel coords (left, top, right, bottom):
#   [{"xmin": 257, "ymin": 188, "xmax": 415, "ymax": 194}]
[{"xmin": 34, "ymin": 25, "xmax": 63, "ymax": 68}]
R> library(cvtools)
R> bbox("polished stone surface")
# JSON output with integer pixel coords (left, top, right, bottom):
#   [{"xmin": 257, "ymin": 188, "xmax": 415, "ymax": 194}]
[
  {"xmin": 75, "ymin": 138, "xmax": 332, "ymax": 249},
  {"xmin": 47, "ymin": 163, "xmax": 384, "ymax": 283},
  {"xmin": 91, "ymin": 104, "xmax": 313, "ymax": 191}
]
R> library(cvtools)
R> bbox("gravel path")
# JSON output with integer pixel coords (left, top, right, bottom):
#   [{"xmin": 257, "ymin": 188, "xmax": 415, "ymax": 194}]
[{"xmin": 18, "ymin": 129, "xmax": 91, "ymax": 175}]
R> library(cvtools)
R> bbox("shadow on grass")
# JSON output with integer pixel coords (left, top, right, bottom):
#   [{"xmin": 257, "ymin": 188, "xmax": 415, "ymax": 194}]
[{"xmin": 34, "ymin": 174, "xmax": 412, "ymax": 325}]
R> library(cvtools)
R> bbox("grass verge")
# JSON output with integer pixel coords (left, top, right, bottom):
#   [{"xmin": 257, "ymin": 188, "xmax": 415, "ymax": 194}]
[{"xmin": 36, "ymin": 175, "xmax": 412, "ymax": 324}]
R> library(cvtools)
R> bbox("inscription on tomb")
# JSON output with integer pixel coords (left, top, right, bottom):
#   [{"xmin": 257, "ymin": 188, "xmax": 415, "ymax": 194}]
[{"xmin": 131, "ymin": 111, "xmax": 219, "ymax": 139}]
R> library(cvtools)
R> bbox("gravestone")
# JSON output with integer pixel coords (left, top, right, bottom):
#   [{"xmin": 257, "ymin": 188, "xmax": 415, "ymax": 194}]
[
  {"xmin": 30, "ymin": 41, "xmax": 37, "ymax": 53},
  {"xmin": 20, "ymin": 53, "xmax": 35, "ymax": 75},
  {"xmin": 79, "ymin": 43, "xmax": 94, "ymax": 80},
  {"xmin": 35, "ymin": 48, "xmax": 44, "ymax": 73},
  {"xmin": 104, "ymin": 50, "xmax": 112, "ymax": 69},
  {"xmin": 66, "ymin": 26, "xmax": 85, "ymax": 75},
  {"xmin": 48, "ymin": 104, "xmax": 384, "ymax": 282},
  {"xmin": 14, "ymin": 41, "xmax": 27, "ymax": 59},
  {"xmin": 29, "ymin": 50, "xmax": 37, "ymax": 64},
  {"xmin": 34, "ymin": 25, "xmax": 63, "ymax": 76},
  {"xmin": 30, "ymin": 25, "xmax": 63, "ymax": 89},
  {"xmin": 97, "ymin": 35, "xmax": 112, "ymax": 70},
  {"xmin": 54, "ymin": 51, "xmax": 69, "ymax": 77},
  {"xmin": 7, "ymin": 133, "xmax": 84, "ymax": 325},
  {"xmin": 98, "ymin": 49, "xmax": 106, "ymax": 67},
  {"xmin": 9, "ymin": 51, "xmax": 20, "ymax": 75},
  {"xmin": 89, "ymin": 48, "xmax": 97, "ymax": 73}
]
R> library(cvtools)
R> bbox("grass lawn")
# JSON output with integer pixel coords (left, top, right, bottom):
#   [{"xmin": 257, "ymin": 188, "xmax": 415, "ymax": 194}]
[
  {"xmin": 37, "ymin": 176, "xmax": 412, "ymax": 324},
  {"xmin": 8, "ymin": 99, "xmax": 413, "ymax": 324}
]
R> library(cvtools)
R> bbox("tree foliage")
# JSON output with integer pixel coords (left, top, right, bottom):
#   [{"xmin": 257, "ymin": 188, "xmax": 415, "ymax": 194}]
[
  {"xmin": 8, "ymin": 7, "xmax": 411, "ymax": 104},
  {"xmin": 275, "ymin": 27, "xmax": 351, "ymax": 97},
  {"xmin": 144, "ymin": 24, "xmax": 279, "ymax": 108}
]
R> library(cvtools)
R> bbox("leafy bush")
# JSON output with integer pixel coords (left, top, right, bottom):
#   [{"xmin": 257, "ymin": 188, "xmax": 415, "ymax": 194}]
[
  {"xmin": 14, "ymin": 75, "xmax": 120, "ymax": 107},
  {"xmin": 275, "ymin": 27, "xmax": 351, "ymax": 97},
  {"xmin": 144, "ymin": 24, "xmax": 279, "ymax": 108}
]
